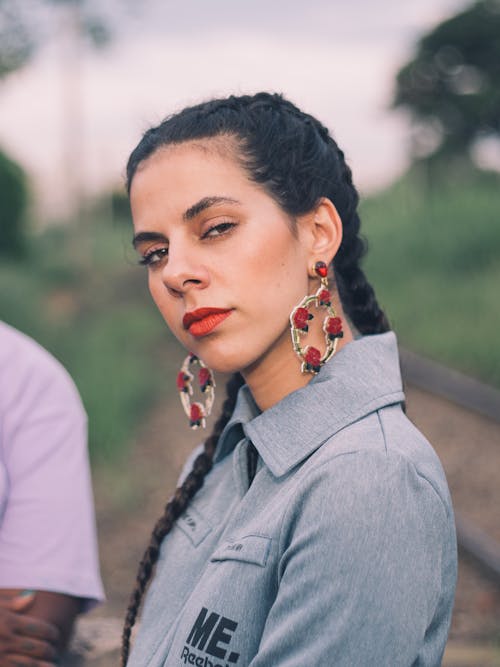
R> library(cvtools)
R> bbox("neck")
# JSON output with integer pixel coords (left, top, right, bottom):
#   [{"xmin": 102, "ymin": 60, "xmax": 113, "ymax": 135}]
[{"xmin": 243, "ymin": 298, "xmax": 354, "ymax": 412}]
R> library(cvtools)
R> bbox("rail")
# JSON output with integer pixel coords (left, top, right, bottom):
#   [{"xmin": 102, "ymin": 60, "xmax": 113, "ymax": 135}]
[{"xmin": 401, "ymin": 347, "xmax": 500, "ymax": 583}]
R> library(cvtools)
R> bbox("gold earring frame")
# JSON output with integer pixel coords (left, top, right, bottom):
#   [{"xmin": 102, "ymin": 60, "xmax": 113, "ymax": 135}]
[{"xmin": 289, "ymin": 261, "xmax": 343, "ymax": 374}]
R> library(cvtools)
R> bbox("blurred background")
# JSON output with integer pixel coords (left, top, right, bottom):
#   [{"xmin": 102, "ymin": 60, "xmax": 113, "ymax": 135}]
[{"xmin": 1, "ymin": 0, "xmax": 499, "ymax": 664}]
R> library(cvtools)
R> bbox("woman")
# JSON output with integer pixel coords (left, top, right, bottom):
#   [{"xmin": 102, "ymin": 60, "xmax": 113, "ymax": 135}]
[{"xmin": 123, "ymin": 92, "xmax": 457, "ymax": 666}]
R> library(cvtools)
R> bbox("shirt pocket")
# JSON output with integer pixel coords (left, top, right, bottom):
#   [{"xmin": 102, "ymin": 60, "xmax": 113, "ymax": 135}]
[{"xmin": 210, "ymin": 534, "xmax": 272, "ymax": 567}]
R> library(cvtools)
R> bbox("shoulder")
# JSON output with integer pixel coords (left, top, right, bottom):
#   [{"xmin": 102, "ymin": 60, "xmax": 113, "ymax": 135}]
[
  {"xmin": 276, "ymin": 419, "xmax": 456, "ymax": 579},
  {"xmin": 288, "ymin": 404, "xmax": 453, "ymax": 525}
]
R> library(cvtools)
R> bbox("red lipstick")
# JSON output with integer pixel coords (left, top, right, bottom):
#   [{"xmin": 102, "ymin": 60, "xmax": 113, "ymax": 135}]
[{"xmin": 183, "ymin": 308, "xmax": 233, "ymax": 337}]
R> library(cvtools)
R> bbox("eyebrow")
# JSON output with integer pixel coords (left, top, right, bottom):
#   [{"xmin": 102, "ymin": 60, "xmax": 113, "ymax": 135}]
[
  {"xmin": 132, "ymin": 231, "xmax": 167, "ymax": 248},
  {"xmin": 132, "ymin": 196, "xmax": 241, "ymax": 248},
  {"xmin": 183, "ymin": 196, "xmax": 240, "ymax": 221}
]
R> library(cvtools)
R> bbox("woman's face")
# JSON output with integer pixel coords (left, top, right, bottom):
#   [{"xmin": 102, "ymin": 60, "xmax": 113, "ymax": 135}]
[{"xmin": 130, "ymin": 140, "xmax": 311, "ymax": 376}]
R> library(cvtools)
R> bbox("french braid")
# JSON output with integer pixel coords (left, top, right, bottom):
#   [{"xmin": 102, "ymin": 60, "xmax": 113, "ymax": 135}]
[
  {"xmin": 329, "ymin": 148, "xmax": 390, "ymax": 335},
  {"xmin": 121, "ymin": 373, "xmax": 244, "ymax": 666},
  {"xmin": 283, "ymin": 107, "xmax": 390, "ymax": 336}
]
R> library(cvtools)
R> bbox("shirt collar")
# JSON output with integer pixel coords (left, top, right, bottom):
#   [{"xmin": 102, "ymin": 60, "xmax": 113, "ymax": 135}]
[
  {"xmin": 215, "ymin": 332, "xmax": 405, "ymax": 477},
  {"xmin": 214, "ymin": 384, "xmax": 261, "ymax": 463}
]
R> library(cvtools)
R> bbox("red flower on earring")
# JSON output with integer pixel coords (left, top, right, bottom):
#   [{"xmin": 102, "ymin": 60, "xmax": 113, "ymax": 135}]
[
  {"xmin": 326, "ymin": 316, "xmax": 343, "ymax": 339},
  {"xmin": 318, "ymin": 289, "xmax": 331, "ymax": 307},
  {"xmin": 176, "ymin": 371, "xmax": 191, "ymax": 393},
  {"xmin": 190, "ymin": 403, "xmax": 205, "ymax": 428},
  {"xmin": 198, "ymin": 367, "xmax": 213, "ymax": 393},
  {"xmin": 304, "ymin": 346, "xmax": 322, "ymax": 373},
  {"xmin": 293, "ymin": 307, "xmax": 313, "ymax": 332}
]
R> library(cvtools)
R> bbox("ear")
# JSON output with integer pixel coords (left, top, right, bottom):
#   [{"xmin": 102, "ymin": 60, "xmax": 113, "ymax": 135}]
[{"xmin": 297, "ymin": 197, "xmax": 343, "ymax": 266}]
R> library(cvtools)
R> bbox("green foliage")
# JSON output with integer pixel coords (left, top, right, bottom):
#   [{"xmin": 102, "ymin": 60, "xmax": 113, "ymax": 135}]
[
  {"xmin": 86, "ymin": 188, "xmax": 132, "ymax": 226},
  {"xmin": 393, "ymin": 0, "xmax": 500, "ymax": 158},
  {"xmin": 0, "ymin": 215, "xmax": 174, "ymax": 464},
  {"xmin": 361, "ymin": 165, "xmax": 500, "ymax": 388},
  {"xmin": 0, "ymin": 0, "xmax": 34, "ymax": 79},
  {"xmin": 0, "ymin": 148, "xmax": 29, "ymax": 258},
  {"xmin": 111, "ymin": 189, "xmax": 132, "ymax": 223}
]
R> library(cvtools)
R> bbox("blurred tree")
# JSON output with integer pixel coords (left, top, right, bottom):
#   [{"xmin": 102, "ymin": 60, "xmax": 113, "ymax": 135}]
[
  {"xmin": 0, "ymin": 149, "xmax": 28, "ymax": 258},
  {"xmin": 393, "ymin": 0, "xmax": 500, "ymax": 160},
  {"xmin": 0, "ymin": 0, "xmax": 122, "ymax": 222},
  {"xmin": 0, "ymin": 0, "xmax": 35, "ymax": 78},
  {"xmin": 110, "ymin": 190, "xmax": 132, "ymax": 224},
  {"xmin": 47, "ymin": 0, "xmax": 111, "ymax": 49},
  {"xmin": 0, "ymin": 0, "xmax": 111, "ymax": 82}
]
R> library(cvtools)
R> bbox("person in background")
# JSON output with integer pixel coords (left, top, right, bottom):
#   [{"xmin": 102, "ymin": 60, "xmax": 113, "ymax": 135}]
[{"xmin": 0, "ymin": 320, "xmax": 104, "ymax": 665}]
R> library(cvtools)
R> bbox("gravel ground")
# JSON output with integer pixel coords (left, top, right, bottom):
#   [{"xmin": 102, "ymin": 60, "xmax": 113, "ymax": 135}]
[{"xmin": 84, "ymin": 382, "xmax": 500, "ymax": 665}]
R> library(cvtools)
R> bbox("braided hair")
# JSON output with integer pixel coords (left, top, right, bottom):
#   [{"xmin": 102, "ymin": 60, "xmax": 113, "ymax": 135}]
[
  {"xmin": 121, "ymin": 373, "xmax": 243, "ymax": 665},
  {"xmin": 122, "ymin": 92, "xmax": 390, "ymax": 664}
]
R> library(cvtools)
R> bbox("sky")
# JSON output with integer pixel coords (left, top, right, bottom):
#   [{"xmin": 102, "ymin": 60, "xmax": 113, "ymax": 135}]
[{"xmin": 0, "ymin": 0, "xmax": 471, "ymax": 220}]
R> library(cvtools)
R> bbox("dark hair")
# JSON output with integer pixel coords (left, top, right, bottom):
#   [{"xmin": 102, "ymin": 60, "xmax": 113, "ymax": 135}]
[{"xmin": 121, "ymin": 92, "xmax": 389, "ymax": 665}]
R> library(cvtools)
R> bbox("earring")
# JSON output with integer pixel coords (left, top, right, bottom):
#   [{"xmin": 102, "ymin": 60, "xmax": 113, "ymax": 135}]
[
  {"xmin": 290, "ymin": 261, "xmax": 344, "ymax": 374},
  {"xmin": 176, "ymin": 354, "xmax": 216, "ymax": 429}
]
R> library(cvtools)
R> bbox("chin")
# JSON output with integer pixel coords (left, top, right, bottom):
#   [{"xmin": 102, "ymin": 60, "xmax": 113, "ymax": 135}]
[
  {"xmin": 191, "ymin": 341, "xmax": 254, "ymax": 377},
  {"xmin": 199, "ymin": 355, "xmax": 247, "ymax": 376}
]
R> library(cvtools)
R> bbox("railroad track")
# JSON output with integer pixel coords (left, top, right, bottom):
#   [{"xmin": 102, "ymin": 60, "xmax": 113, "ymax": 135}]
[{"xmin": 402, "ymin": 350, "xmax": 500, "ymax": 666}]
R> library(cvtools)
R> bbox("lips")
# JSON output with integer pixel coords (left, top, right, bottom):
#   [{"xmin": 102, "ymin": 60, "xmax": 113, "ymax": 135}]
[{"xmin": 183, "ymin": 308, "xmax": 233, "ymax": 337}]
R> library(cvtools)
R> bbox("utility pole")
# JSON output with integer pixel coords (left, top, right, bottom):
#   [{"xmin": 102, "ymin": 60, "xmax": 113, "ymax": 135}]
[{"xmin": 59, "ymin": 0, "xmax": 84, "ymax": 223}]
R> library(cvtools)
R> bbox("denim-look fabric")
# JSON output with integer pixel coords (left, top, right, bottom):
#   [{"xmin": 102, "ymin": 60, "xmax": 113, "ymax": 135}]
[{"xmin": 128, "ymin": 333, "xmax": 457, "ymax": 667}]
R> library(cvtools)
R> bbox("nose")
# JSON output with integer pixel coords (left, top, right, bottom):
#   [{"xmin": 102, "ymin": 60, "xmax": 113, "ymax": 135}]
[{"xmin": 160, "ymin": 244, "xmax": 210, "ymax": 297}]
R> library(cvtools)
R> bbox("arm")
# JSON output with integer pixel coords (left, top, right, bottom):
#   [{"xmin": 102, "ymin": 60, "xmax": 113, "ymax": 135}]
[{"xmin": 248, "ymin": 451, "xmax": 454, "ymax": 666}]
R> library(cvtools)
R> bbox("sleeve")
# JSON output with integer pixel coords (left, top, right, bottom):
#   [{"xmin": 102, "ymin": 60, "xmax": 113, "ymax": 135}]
[
  {"xmin": 248, "ymin": 451, "xmax": 453, "ymax": 666},
  {"xmin": 0, "ymin": 347, "xmax": 104, "ymax": 610}
]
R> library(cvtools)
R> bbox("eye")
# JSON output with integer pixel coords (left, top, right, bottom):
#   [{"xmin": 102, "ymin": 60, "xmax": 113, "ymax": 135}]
[
  {"xmin": 138, "ymin": 246, "xmax": 168, "ymax": 267},
  {"xmin": 202, "ymin": 221, "xmax": 236, "ymax": 239}
]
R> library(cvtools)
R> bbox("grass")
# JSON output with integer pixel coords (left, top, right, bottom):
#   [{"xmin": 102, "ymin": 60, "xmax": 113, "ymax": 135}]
[{"xmin": 360, "ymin": 163, "xmax": 500, "ymax": 388}]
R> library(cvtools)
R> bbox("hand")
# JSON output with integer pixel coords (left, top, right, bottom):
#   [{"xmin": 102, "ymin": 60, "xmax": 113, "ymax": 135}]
[{"xmin": 0, "ymin": 591, "xmax": 60, "ymax": 667}]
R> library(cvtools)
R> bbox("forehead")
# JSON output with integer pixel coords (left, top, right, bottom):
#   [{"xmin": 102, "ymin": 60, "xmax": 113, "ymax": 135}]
[
  {"xmin": 129, "ymin": 139, "xmax": 259, "ymax": 223},
  {"xmin": 133, "ymin": 139, "xmax": 244, "ymax": 190}
]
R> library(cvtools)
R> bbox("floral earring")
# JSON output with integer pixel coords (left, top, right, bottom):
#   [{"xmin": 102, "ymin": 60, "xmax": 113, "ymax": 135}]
[
  {"xmin": 176, "ymin": 354, "xmax": 216, "ymax": 429},
  {"xmin": 290, "ymin": 261, "xmax": 343, "ymax": 374}
]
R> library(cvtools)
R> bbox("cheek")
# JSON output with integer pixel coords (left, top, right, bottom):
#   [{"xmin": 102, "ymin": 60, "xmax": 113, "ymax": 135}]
[
  {"xmin": 255, "ymin": 236, "xmax": 308, "ymax": 303},
  {"xmin": 147, "ymin": 273, "xmax": 161, "ymax": 305},
  {"xmin": 242, "ymin": 256, "xmax": 308, "ymax": 340}
]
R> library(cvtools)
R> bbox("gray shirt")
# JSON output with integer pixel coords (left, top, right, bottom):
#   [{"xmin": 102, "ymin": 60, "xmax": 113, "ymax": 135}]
[{"xmin": 129, "ymin": 332, "xmax": 457, "ymax": 667}]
